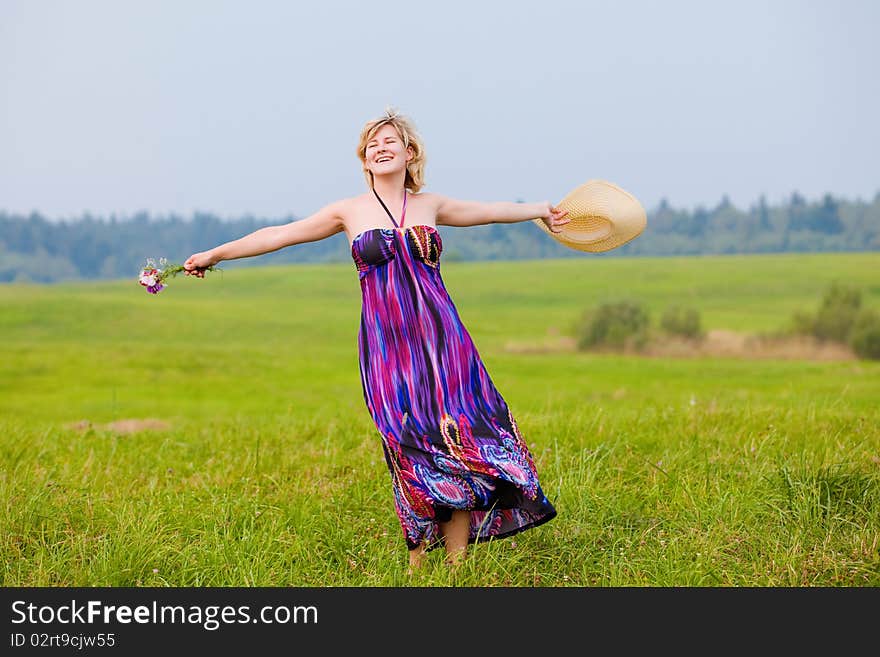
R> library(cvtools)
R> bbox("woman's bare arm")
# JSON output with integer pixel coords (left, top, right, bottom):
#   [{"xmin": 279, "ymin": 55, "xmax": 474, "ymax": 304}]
[
  {"xmin": 432, "ymin": 194, "xmax": 569, "ymax": 231},
  {"xmin": 184, "ymin": 201, "xmax": 345, "ymax": 273}
]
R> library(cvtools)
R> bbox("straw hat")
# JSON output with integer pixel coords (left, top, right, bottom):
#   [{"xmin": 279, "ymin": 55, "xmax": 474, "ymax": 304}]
[{"xmin": 533, "ymin": 179, "xmax": 647, "ymax": 252}]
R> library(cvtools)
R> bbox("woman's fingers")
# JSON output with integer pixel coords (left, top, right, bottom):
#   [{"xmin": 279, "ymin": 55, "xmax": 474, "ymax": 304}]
[
  {"xmin": 184, "ymin": 260, "xmax": 206, "ymax": 278},
  {"xmin": 543, "ymin": 205, "xmax": 571, "ymax": 232}
]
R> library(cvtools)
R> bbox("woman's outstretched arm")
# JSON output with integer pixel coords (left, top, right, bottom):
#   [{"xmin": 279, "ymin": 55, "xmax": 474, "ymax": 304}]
[
  {"xmin": 183, "ymin": 201, "xmax": 345, "ymax": 276},
  {"xmin": 431, "ymin": 194, "xmax": 569, "ymax": 233}
]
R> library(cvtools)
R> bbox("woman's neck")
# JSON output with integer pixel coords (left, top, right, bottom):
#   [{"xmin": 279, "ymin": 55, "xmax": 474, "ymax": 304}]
[{"xmin": 371, "ymin": 171, "xmax": 407, "ymax": 202}]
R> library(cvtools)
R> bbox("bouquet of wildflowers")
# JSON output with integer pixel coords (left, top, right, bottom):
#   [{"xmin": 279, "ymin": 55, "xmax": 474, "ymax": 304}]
[{"xmin": 138, "ymin": 257, "xmax": 219, "ymax": 294}]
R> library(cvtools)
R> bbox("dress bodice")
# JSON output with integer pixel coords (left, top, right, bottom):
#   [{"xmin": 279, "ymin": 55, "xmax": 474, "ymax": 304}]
[{"xmin": 351, "ymin": 224, "xmax": 443, "ymax": 275}]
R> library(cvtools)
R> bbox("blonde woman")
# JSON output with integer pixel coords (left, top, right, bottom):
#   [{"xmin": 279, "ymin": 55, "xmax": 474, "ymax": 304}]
[{"xmin": 184, "ymin": 108, "xmax": 569, "ymax": 571}]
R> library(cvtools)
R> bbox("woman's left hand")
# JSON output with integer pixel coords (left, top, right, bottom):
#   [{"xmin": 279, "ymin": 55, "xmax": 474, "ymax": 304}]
[{"xmin": 539, "ymin": 202, "xmax": 570, "ymax": 233}]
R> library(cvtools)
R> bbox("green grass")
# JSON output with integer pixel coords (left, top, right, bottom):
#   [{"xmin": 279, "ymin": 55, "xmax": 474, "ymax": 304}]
[{"xmin": 1, "ymin": 252, "xmax": 879, "ymax": 586}]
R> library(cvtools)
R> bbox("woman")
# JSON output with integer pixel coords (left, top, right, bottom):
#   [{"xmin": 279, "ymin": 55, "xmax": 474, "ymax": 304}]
[{"xmin": 184, "ymin": 108, "xmax": 570, "ymax": 571}]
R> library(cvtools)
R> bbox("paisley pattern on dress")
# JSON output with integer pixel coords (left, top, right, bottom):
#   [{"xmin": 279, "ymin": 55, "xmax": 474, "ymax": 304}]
[{"xmin": 353, "ymin": 224, "xmax": 557, "ymax": 551}]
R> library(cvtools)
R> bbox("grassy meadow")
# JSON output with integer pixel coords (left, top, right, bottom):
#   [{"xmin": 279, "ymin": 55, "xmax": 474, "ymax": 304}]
[{"xmin": 1, "ymin": 251, "xmax": 879, "ymax": 586}]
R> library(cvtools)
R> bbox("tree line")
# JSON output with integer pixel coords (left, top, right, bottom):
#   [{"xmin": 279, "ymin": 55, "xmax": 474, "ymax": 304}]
[{"xmin": 1, "ymin": 191, "xmax": 878, "ymax": 283}]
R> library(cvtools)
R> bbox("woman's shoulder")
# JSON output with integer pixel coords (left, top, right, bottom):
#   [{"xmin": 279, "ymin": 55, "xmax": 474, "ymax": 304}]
[
  {"xmin": 336, "ymin": 193, "xmax": 372, "ymax": 208},
  {"xmin": 410, "ymin": 190, "xmax": 445, "ymax": 210},
  {"xmin": 325, "ymin": 194, "xmax": 365, "ymax": 218}
]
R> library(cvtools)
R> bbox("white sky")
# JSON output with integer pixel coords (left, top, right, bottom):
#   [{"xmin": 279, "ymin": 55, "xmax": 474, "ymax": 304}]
[{"xmin": 1, "ymin": 0, "xmax": 878, "ymax": 220}]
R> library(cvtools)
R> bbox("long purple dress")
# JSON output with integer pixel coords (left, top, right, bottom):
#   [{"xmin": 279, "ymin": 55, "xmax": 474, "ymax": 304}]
[{"xmin": 351, "ymin": 194, "xmax": 557, "ymax": 552}]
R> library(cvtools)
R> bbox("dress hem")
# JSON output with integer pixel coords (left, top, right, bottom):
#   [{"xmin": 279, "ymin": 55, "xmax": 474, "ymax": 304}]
[{"xmin": 408, "ymin": 508, "xmax": 558, "ymax": 553}]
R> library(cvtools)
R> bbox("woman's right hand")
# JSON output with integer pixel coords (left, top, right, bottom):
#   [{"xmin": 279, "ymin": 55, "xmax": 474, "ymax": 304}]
[{"xmin": 183, "ymin": 250, "xmax": 220, "ymax": 278}]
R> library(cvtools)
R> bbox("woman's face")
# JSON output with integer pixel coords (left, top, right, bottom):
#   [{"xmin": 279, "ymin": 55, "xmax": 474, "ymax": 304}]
[{"xmin": 364, "ymin": 123, "xmax": 412, "ymax": 178}]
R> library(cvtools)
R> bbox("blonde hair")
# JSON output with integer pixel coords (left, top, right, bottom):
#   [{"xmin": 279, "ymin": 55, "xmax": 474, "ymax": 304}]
[{"xmin": 356, "ymin": 107, "xmax": 426, "ymax": 193}]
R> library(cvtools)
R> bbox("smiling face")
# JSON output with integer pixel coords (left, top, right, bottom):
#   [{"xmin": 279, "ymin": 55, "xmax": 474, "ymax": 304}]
[
  {"xmin": 356, "ymin": 109, "xmax": 427, "ymax": 192},
  {"xmin": 363, "ymin": 123, "xmax": 413, "ymax": 178}
]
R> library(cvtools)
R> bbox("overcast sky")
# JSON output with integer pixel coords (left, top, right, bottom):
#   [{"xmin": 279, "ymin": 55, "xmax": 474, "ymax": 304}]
[{"xmin": 2, "ymin": 0, "xmax": 878, "ymax": 221}]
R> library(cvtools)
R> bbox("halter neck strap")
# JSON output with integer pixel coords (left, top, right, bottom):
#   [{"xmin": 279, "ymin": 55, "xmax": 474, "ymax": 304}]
[{"xmin": 372, "ymin": 188, "xmax": 407, "ymax": 228}]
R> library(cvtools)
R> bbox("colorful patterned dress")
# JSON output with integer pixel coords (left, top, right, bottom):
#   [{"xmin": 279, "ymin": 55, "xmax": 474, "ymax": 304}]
[{"xmin": 351, "ymin": 191, "xmax": 557, "ymax": 552}]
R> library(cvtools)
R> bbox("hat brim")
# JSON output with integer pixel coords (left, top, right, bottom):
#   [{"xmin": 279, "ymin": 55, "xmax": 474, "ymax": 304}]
[{"xmin": 534, "ymin": 179, "xmax": 647, "ymax": 253}]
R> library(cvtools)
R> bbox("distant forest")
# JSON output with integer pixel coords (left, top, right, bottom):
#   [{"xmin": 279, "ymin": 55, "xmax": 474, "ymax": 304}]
[{"xmin": 1, "ymin": 191, "xmax": 878, "ymax": 283}]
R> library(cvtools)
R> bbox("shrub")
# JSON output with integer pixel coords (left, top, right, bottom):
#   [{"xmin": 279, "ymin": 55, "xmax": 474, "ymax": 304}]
[
  {"xmin": 849, "ymin": 310, "xmax": 880, "ymax": 360},
  {"xmin": 576, "ymin": 300, "xmax": 650, "ymax": 351},
  {"xmin": 788, "ymin": 282, "xmax": 863, "ymax": 343},
  {"xmin": 812, "ymin": 282, "xmax": 862, "ymax": 343},
  {"xmin": 660, "ymin": 305, "xmax": 703, "ymax": 339},
  {"xmin": 788, "ymin": 310, "xmax": 815, "ymax": 336}
]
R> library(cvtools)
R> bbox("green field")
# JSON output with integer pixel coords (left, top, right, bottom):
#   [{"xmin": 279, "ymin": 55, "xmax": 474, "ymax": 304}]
[{"xmin": 2, "ymin": 251, "xmax": 879, "ymax": 586}]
